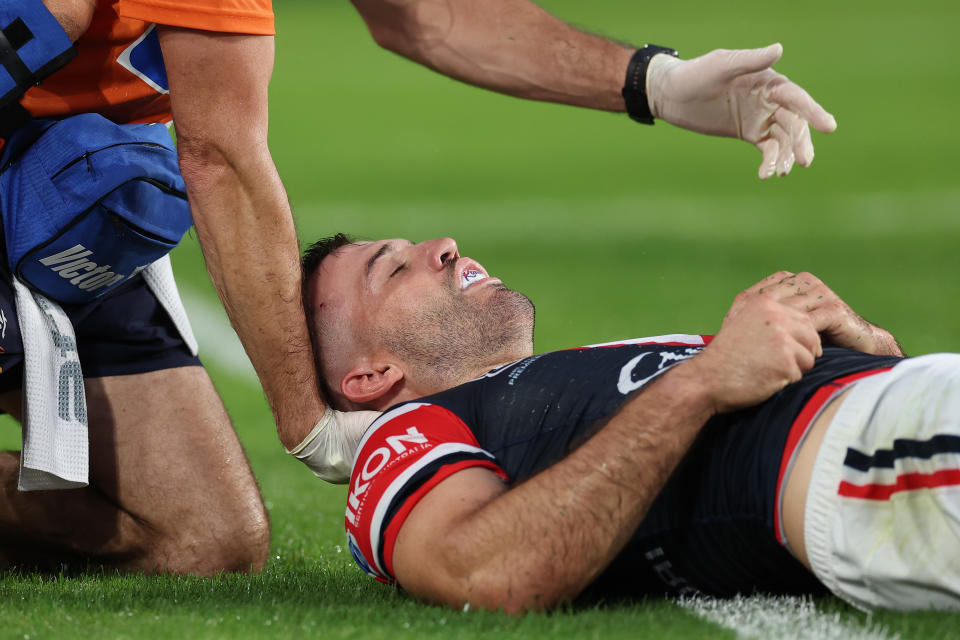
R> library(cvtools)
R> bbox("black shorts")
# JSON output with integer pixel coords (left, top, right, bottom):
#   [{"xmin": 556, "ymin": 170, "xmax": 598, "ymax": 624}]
[{"xmin": 0, "ymin": 273, "xmax": 201, "ymax": 393}]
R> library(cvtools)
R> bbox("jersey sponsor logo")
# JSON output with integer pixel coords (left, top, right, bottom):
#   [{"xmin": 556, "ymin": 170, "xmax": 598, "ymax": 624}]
[
  {"xmin": 352, "ymin": 402, "xmax": 429, "ymax": 467},
  {"xmin": 38, "ymin": 244, "xmax": 126, "ymax": 293},
  {"xmin": 617, "ymin": 347, "xmax": 702, "ymax": 394},
  {"xmin": 116, "ymin": 24, "xmax": 169, "ymax": 95},
  {"xmin": 345, "ymin": 404, "xmax": 497, "ymax": 582},
  {"xmin": 346, "ymin": 426, "xmax": 429, "ymax": 526}
]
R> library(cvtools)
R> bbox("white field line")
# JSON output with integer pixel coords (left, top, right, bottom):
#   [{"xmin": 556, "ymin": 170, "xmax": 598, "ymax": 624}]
[
  {"xmin": 678, "ymin": 595, "xmax": 898, "ymax": 640},
  {"xmin": 179, "ymin": 287, "xmax": 258, "ymax": 384}
]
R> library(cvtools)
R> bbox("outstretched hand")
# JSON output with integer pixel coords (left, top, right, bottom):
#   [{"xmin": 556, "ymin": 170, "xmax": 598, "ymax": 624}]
[{"xmin": 645, "ymin": 44, "xmax": 837, "ymax": 179}]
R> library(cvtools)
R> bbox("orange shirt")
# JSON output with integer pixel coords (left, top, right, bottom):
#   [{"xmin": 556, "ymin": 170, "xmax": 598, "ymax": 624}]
[{"xmin": 21, "ymin": 0, "xmax": 274, "ymax": 125}]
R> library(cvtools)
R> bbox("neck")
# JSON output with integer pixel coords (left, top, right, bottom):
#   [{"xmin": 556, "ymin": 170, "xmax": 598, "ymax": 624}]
[{"xmin": 379, "ymin": 347, "xmax": 534, "ymax": 410}]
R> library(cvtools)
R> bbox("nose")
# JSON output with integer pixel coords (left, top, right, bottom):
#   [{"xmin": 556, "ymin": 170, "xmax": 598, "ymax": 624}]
[{"xmin": 422, "ymin": 237, "xmax": 459, "ymax": 271}]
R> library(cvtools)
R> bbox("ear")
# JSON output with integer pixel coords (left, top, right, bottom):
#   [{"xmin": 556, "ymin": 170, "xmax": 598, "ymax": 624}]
[{"xmin": 341, "ymin": 361, "xmax": 405, "ymax": 406}]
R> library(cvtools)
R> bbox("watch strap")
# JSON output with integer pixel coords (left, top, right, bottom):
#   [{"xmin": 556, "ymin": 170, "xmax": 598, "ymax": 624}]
[{"xmin": 622, "ymin": 44, "xmax": 678, "ymax": 125}]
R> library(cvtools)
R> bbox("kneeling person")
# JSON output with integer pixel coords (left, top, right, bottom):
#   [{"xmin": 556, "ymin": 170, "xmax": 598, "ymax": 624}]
[
  {"xmin": 0, "ymin": 268, "xmax": 269, "ymax": 573},
  {"xmin": 0, "ymin": 0, "xmax": 269, "ymax": 574}
]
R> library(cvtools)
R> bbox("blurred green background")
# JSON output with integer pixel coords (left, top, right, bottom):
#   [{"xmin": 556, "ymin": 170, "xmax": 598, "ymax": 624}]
[
  {"xmin": 263, "ymin": 0, "xmax": 959, "ymax": 357},
  {"xmin": 3, "ymin": 0, "xmax": 959, "ymax": 637}
]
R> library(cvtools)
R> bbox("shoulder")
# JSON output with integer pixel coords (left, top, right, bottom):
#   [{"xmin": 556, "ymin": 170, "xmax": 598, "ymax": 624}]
[{"xmin": 346, "ymin": 401, "xmax": 507, "ymax": 583}]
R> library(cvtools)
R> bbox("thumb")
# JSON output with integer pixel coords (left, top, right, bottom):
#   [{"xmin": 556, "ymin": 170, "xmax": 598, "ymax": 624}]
[
  {"xmin": 722, "ymin": 43, "xmax": 783, "ymax": 79},
  {"xmin": 804, "ymin": 305, "xmax": 841, "ymax": 334}
]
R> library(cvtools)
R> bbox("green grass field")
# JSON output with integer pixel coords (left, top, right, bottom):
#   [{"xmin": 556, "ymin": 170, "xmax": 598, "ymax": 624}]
[{"xmin": 2, "ymin": 0, "xmax": 959, "ymax": 637}]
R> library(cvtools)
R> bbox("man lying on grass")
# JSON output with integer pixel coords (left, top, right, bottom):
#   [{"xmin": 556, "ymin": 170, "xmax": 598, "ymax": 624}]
[{"xmin": 302, "ymin": 234, "xmax": 960, "ymax": 614}]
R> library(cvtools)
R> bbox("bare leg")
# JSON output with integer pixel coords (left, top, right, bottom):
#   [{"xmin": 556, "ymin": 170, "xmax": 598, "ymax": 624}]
[{"xmin": 0, "ymin": 366, "xmax": 269, "ymax": 574}]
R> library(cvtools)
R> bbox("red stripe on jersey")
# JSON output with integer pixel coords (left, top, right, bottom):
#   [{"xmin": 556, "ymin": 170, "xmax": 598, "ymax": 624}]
[
  {"xmin": 773, "ymin": 368, "xmax": 892, "ymax": 544},
  {"xmin": 345, "ymin": 403, "xmax": 507, "ymax": 583},
  {"xmin": 839, "ymin": 469, "xmax": 960, "ymax": 500},
  {"xmin": 381, "ymin": 459, "xmax": 506, "ymax": 579}
]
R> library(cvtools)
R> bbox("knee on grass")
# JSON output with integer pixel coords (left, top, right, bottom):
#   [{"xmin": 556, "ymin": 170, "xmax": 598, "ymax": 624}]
[
  {"xmin": 137, "ymin": 487, "xmax": 271, "ymax": 575},
  {"xmin": 144, "ymin": 508, "xmax": 269, "ymax": 575}
]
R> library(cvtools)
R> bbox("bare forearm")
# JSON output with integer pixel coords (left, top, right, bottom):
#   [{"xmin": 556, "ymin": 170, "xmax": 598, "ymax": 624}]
[
  {"xmin": 178, "ymin": 147, "xmax": 324, "ymax": 447},
  {"xmin": 159, "ymin": 28, "xmax": 324, "ymax": 447},
  {"xmin": 418, "ymin": 365, "xmax": 714, "ymax": 612},
  {"xmin": 352, "ymin": 0, "xmax": 633, "ymax": 111}
]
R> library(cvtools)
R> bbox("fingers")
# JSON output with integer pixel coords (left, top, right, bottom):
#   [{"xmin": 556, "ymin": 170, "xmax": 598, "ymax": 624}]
[
  {"xmin": 721, "ymin": 43, "xmax": 784, "ymax": 80},
  {"xmin": 744, "ymin": 270, "xmax": 796, "ymax": 295},
  {"xmin": 759, "ymin": 300, "xmax": 822, "ymax": 373},
  {"xmin": 756, "ymin": 273, "xmax": 871, "ymax": 355},
  {"xmin": 734, "ymin": 271, "xmax": 798, "ymax": 307},
  {"xmin": 775, "ymin": 107, "xmax": 814, "ymax": 167},
  {"xmin": 757, "ymin": 137, "xmax": 779, "ymax": 180},
  {"xmin": 790, "ymin": 309, "xmax": 824, "ymax": 362},
  {"xmin": 769, "ymin": 80, "xmax": 837, "ymax": 134},
  {"xmin": 756, "ymin": 121, "xmax": 795, "ymax": 178},
  {"xmin": 754, "ymin": 116, "xmax": 793, "ymax": 178},
  {"xmin": 791, "ymin": 338, "xmax": 819, "ymax": 377},
  {"xmin": 706, "ymin": 273, "xmax": 829, "ymax": 413},
  {"xmin": 771, "ymin": 123, "xmax": 795, "ymax": 176},
  {"xmin": 758, "ymin": 281, "xmax": 825, "ymax": 362},
  {"xmin": 737, "ymin": 271, "xmax": 838, "ymax": 332},
  {"xmin": 795, "ymin": 121, "xmax": 814, "ymax": 167},
  {"xmin": 762, "ymin": 273, "xmax": 837, "ymax": 318}
]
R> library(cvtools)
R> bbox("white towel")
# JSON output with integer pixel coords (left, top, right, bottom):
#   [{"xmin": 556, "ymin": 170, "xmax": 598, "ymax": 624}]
[
  {"xmin": 12, "ymin": 277, "xmax": 88, "ymax": 491},
  {"xmin": 11, "ymin": 256, "xmax": 198, "ymax": 491},
  {"xmin": 142, "ymin": 255, "xmax": 198, "ymax": 356}
]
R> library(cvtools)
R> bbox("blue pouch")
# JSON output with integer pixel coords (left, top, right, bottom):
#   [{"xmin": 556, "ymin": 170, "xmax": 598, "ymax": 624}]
[{"xmin": 0, "ymin": 113, "xmax": 193, "ymax": 304}]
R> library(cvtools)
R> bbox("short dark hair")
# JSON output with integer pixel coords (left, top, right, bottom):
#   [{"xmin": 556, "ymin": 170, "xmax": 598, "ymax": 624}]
[
  {"xmin": 301, "ymin": 233, "xmax": 357, "ymax": 409},
  {"xmin": 301, "ymin": 233, "xmax": 356, "ymax": 292}
]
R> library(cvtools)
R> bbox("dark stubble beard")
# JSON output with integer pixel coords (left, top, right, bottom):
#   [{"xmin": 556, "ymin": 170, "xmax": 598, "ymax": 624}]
[{"xmin": 377, "ymin": 281, "xmax": 535, "ymax": 392}]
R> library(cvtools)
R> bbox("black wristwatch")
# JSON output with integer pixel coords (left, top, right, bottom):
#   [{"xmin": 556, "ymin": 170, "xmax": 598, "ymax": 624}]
[{"xmin": 621, "ymin": 45, "xmax": 679, "ymax": 125}]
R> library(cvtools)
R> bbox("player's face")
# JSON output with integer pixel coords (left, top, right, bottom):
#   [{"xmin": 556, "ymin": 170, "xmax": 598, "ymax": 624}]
[{"xmin": 315, "ymin": 237, "xmax": 534, "ymax": 384}]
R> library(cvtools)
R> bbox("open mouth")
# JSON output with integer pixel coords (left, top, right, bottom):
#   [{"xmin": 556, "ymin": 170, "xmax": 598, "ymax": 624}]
[
  {"xmin": 457, "ymin": 259, "xmax": 492, "ymax": 290},
  {"xmin": 461, "ymin": 269, "xmax": 487, "ymax": 290}
]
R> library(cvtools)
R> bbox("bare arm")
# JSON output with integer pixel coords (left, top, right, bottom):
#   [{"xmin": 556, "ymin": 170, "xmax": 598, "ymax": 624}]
[
  {"xmin": 394, "ymin": 368, "xmax": 715, "ymax": 613},
  {"xmin": 40, "ymin": 0, "xmax": 95, "ymax": 41},
  {"xmin": 351, "ymin": 0, "xmax": 837, "ymax": 179},
  {"xmin": 392, "ymin": 280, "xmax": 824, "ymax": 613},
  {"xmin": 157, "ymin": 29, "xmax": 323, "ymax": 447},
  {"xmin": 351, "ymin": 0, "xmax": 633, "ymax": 111}
]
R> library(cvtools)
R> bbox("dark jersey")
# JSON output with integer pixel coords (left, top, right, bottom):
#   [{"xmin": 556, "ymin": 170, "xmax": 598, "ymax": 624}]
[{"xmin": 345, "ymin": 335, "xmax": 902, "ymax": 598}]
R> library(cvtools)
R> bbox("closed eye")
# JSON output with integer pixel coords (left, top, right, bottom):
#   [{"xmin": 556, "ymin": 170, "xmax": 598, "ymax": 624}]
[{"xmin": 390, "ymin": 263, "xmax": 405, "ymax": 277}]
